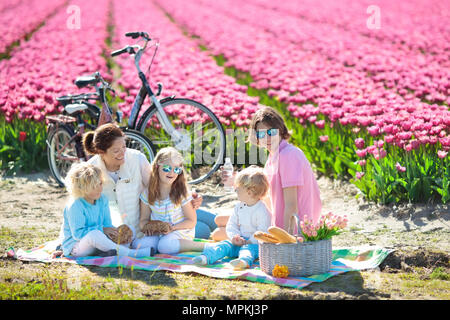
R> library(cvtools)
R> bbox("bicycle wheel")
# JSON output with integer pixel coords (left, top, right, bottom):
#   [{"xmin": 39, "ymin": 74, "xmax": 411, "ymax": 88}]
[
  {"xmin": 46, "ymin": 125, "xmax": 78, "ymax": 187},
  {"xmin": 122, "ymin": 128, "xmax": 156, "ymax": 163},
  {"xmin": 137, "ymin": 98, "xmax": 226, "ymax": 184}
]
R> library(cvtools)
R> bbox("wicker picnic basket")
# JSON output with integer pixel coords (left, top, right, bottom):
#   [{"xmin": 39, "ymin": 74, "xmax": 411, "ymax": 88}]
[{"xmin": 258, "ymin": 217, "xmax": 332, "ymax": 277}]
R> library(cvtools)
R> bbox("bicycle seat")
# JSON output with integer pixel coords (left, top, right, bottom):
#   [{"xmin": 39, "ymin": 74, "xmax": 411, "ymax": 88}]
[
  {"xmin": 65, "ymin": 103, "xmax": 88, "ymax": 114},
  {"xmin": 74, "ymin": 75, "xmax": 98, "ymax": 88}
]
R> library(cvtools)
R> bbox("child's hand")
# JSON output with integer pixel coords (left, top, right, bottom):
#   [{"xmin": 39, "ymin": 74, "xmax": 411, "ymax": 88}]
[
  {"xmin": 191, "ymin": 191, "xmax": 203, "ymax": 210},
  {"xmin": 104, "ymin": 227, "xmax": 119, "ymax": 240},
  {"xmin": 231, "ymin": 235, "xmax": 246, "ymax": 246},
  {"xmin": 142, "ymin": 220, "xmax": 172, "ymax": 236},
  {"xmin": 162, "ymin": 222, "xmax": 173, "ymax": 234}
]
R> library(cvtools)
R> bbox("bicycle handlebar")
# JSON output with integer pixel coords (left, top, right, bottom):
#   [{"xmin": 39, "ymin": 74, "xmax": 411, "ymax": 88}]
[
  {"xmin": 125, "ymin": 31, "xmax": 150, "ymax": 40},
  {"xmin": 111, "ymin": 32, "xmax": 161, "ymax": 97},
  {"xmin": 111, "ymin": 46, "xmax": 135, "ymax": 57}
]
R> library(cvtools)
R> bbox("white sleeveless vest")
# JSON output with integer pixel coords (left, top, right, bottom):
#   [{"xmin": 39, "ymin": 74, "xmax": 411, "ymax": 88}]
[{"xmin": 88, "ymin": 148, "xmax": 148, "ymax": 233}]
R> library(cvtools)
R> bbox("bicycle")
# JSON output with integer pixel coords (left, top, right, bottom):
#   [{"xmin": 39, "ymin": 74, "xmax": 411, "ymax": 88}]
[
  {"xmin": 110, "ymin": 31, "xmax": 226, "ymax": 184},
  {"xmin": 46, "ymin": 71, "xmax": 156, "ymax": 187}
]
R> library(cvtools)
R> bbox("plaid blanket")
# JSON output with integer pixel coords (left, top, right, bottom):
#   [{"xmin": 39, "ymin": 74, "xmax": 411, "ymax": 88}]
[{"xmin": 6, "ymin": 239, "xmax": 393, "ymax": 290}]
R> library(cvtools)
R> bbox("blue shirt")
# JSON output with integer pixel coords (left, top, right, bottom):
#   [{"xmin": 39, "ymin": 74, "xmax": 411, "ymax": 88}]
[{"xmin": 61, "ymin": 194, "xmax": 113, "ymax": 256}]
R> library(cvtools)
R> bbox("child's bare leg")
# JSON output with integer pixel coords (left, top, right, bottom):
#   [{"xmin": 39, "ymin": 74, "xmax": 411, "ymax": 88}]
[
  {"xmin": 211, "ymin": 227, "xmax": 228, "ymax": 241},
  {"xmin": 178, "ymin": 239, "xmax": 206, "ymax": 252},
  {"xmin": 214, "ymin": 215, "xmax": 230, "ymax": 227}
]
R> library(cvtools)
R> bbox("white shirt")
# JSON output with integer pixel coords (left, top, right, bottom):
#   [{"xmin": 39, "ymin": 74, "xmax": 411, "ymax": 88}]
[
  {"xmin": 225, "ymin": 200, "xmax": 272, "ymax": 244},
  {"xmin": 88, "ymin": 148, "xmax": 151, "ymax": 234}
]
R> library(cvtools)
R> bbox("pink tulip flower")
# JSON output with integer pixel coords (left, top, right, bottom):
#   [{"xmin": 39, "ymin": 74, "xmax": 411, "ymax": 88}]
[
  {"xmin": 438, "ymin": 150, "xmax": 448, "ymax": 159},
  {"xmin": 354, "ymin": 138, "xmax": 365, "ymax": 149},
  {"xmin": 395, "ymin": 162, "xmax": 406, "ymax": 172}
]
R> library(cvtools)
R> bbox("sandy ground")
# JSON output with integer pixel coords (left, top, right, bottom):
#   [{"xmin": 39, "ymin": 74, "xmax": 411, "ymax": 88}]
[
  {"xmin": 1, "ymin": 170, "xmax": 449, "ymax": 300},
  {"xmin": 0, "ymin": 170, "xmax": 449, "ymax": 250}
]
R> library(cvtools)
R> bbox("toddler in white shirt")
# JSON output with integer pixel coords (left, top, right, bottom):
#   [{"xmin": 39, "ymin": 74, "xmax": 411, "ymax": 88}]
[{"xmin": 193, "ymin": 166, "xmax": 271, "ymax": 269}]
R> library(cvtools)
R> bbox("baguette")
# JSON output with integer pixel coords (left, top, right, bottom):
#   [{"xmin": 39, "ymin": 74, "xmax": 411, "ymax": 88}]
[
  {"xmin": 254, "ymin": 231, "xmax": 280, "ymax": 243},
  {"xmin": 267, "ymin": 226, "xmax": 297, "ymax": 244}
]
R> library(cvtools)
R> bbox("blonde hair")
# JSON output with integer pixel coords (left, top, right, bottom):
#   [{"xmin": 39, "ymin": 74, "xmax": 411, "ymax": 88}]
[
  {"xmin": 235, "ymin": 165, "xmax": 269, "ymax": 199},
  {"xmin": 147, "ymin": 147, "xmax": 188, "ymax": 206},
  {"xmin": 65, "ymin": 162, "xmax": 104, "ymax": 199}
]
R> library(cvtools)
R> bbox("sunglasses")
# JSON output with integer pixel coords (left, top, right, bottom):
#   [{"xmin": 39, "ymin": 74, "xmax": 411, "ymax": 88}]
[
  {"xmin": 161, "ymin": 164, "xmax": 183, "ymax": 175},
  {"xmin": 255, "ymin": 128, "xmax": 278, "ymax": 139}
]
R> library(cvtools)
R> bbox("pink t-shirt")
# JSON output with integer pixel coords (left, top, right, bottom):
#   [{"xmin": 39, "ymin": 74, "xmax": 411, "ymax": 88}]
[{"xmin": 263, "ymin": 140, "xmax": 322, "ymax": 230}]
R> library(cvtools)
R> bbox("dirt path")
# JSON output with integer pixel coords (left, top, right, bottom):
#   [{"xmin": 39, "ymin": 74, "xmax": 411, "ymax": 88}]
[
  {"xmin": 0, "ymin": 170, "xmax": 449, "ymax": 299},
  {"xmin": 3, "ymin": 170, "xmax": 448, "ymax": 235}
]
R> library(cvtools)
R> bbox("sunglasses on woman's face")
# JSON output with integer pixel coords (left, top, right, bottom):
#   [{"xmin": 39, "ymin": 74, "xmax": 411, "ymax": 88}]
[
  {"xmin": 161, "ymin": 164, "xmax": 183, "ymax": 175},
  {"xmin": 255, "ymin": 128, "xmax": 278, "ymax": 139}
]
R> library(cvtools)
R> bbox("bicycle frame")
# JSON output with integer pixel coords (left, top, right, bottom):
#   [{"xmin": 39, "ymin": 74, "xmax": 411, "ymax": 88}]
[
  {"xmin": 115, "ymin": 39, "xmax": 183, "ymax": 143},
  {"xmin": 46, "ymin": 118, "xmax": 87, "ymax": 162}
]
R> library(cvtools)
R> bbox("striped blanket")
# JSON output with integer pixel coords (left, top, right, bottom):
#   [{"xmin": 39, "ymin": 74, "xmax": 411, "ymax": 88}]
[{"xmin": 7, "ymin": 240, "xmax": 392, "ymax": 290}]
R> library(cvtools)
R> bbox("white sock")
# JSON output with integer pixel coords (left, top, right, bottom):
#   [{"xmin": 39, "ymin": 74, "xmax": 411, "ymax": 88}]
[
  {"xmin": 116, "ymin": 246, "xmax": 150, "ymax": 258},
  {"xmin": 134, "ymin": 247, "xmax": 151, "ymax": 258},
  {"xmin": 192, "ymin": 255, "xmax": 207, "ymax": 265}
]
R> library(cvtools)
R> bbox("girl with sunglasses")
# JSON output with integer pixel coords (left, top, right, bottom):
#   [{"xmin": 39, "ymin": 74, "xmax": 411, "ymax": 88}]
[
  {"xmin": 50, "ymin": 124, "xmax": 206, "ymax": 259},
  {"xmin": 214, "ymin": 107, "xmax": 322, "ymax": 237},
  {"xmin": 138, "ymin": 147, "xmax": 205, "ymax": 254}
]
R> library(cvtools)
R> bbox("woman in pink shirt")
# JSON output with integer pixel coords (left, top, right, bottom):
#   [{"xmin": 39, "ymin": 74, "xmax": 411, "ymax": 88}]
[{"xmin": 213, "ymin": 107, "xmax": 322, "ymax": 238}]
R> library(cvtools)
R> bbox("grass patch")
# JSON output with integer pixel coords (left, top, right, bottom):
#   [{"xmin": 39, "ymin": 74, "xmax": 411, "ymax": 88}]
[
  {"xmin": 1, "ymin": 223, "xmax": 449, "ymax": 299},
  {"xmin": 0, "ymin": 226, "xmax": 58, "ymax": 253},
  {"xmin": 430, "ymin": 267, "xmax": 450, "ymax": 281}
]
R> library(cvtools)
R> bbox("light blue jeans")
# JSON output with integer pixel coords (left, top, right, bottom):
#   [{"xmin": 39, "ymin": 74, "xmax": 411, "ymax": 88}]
[{"xmin": 203, "ymin": 240, "xmax": 259, "ymax": 267}]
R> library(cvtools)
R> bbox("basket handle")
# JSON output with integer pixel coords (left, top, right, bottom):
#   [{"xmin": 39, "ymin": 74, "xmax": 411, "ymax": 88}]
[{"xmin": 288, "ymin": 215, "xmax": 300, "ymax": 236}]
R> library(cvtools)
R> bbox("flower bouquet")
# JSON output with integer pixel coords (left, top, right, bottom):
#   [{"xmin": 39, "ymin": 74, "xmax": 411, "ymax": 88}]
[
  {"xmin": 258, "ymin": 212, "xmax": 347, "ymax": 277},
  {"xmin": 298, "ymin": 212, "xmax": 348, "ymax": 242}
]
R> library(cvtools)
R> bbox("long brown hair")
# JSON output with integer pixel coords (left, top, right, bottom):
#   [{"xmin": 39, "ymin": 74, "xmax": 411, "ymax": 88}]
[
  {"xmin": 147, "ymin": 147, "xmax": 188, "ymax": 207},
  {"xmin": 247, "ymin": 107, "xmax": 291, "ymax": 145}
]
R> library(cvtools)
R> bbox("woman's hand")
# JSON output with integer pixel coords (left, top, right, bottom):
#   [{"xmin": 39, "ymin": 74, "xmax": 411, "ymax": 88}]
[{"xmin": 219, "ymin": 166, "xmax": 237, "ymax": 188}]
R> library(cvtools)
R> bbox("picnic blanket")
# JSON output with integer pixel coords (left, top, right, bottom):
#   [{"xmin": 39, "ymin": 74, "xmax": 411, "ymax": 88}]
[{"xmin": 6, "ymin": 240, "xmax": 393, "ymax": 290}]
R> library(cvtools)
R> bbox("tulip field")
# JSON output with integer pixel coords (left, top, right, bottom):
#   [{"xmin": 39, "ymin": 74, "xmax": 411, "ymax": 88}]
[{"xmin": 0, "ymin": 0, "xmax": 449, "ymax": 204}]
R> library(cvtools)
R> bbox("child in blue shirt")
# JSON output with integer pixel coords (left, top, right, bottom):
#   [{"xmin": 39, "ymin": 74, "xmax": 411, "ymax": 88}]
[{"xmin": 61, "ymin": 162, "xmax": 151, "ymax": 258}]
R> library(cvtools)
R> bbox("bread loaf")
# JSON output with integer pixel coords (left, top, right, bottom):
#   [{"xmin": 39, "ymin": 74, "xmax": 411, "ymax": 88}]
[
  {"xmin": 254, "ymin": 231, "xmax": 280, "ymax": 243},
  {"xmin": 110, "ymin": 224, "xmax": 133, "ymax": 244},
  {"xmin": 142, "ymin": 220, "xmax": 171, "ymax": 236},
  {"xmin": 267, "ymin": 226, "xmax": 297, "ymax": 244}
]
